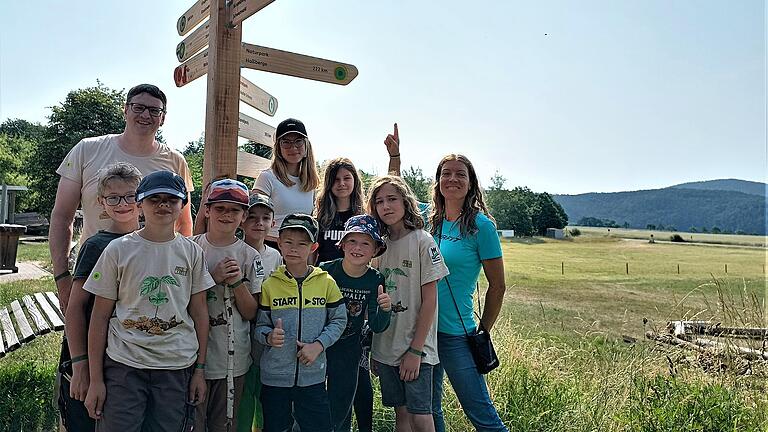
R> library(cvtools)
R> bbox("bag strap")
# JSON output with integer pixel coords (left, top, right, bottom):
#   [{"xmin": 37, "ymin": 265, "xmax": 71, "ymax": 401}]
[{"xmin": 437, "ymin": 222, "xmax": 471, "ymax": 337}]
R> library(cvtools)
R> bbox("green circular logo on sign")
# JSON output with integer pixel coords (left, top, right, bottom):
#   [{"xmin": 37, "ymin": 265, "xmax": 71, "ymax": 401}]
[
  {"xmin": 334, "ymin": 66, "xmax": 347, "ymax": 81},
  {"xmin": 268, "ymin": 97, "xmax": 277, "ymax": 115},
  {"xmin": 177, "ymin": 16, "xmax": 187, "ymax": 34},
  {"xmin": 176, "ymin": 42, "xmax": 186, "ymax": 62},
  {"xmin": 92, "ymin": 272, "xmax": 102, "ymax": 281}
]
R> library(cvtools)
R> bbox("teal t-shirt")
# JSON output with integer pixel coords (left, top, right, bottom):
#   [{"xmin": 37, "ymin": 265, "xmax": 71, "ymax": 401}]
[
  {"xmin": 320, "ymin": 258, "xmax": 390, "ymax": 340},
  {"xmin": 434, "ymin": 213, "xmax": 502, "ymax": 335}
]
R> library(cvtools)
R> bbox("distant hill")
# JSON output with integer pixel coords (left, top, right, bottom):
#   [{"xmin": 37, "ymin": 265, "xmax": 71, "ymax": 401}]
[
  {"xmin": 553, "ymin": 181, "xmax": 767, "ymax": 235},
  {"xmin": 670, "ymin": 179, "xmax": 765, "ymax": 197}
]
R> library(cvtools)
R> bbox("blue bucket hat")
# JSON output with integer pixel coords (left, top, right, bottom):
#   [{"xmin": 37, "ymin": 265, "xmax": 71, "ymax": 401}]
[{"xmin": 336, "ymin": 214, "xmax": 387, "ymax": 257}]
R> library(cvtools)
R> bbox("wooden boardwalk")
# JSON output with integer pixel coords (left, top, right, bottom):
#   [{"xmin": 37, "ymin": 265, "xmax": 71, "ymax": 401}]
[{"xmin": 0, "ymin": 291, "xmax": 63, "ymax": 357}]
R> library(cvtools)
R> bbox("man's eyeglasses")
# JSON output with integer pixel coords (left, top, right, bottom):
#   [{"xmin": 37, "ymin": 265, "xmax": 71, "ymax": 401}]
[
  {"xmin": 103, "ymin": 194, "xmax": 137, "ymax": 206},
  {"xmin": 279, "ymin": 138, "xmax": 306, "ymax": 149},
  {"xmin": 127, "ymin": 103, "xmax": 166, "ymax": 117}
]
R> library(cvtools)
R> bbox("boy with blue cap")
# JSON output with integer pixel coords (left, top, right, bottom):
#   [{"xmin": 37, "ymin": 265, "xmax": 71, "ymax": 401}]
[
  {"xmin": 320, "ymin": 214, "xmax": 392, "ymax": 432},
  {"xmin": 84, "ymin": 170, "xmax": 214, "ymax": 431}
]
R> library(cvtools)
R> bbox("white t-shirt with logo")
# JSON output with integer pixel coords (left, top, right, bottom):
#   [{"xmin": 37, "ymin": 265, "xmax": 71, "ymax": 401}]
[
  {"xmin": 83, "ymin": 232, "xmax": 215, "ymax": 369},
  {"xmin": 371, "ymin": 229, "xmax": 449, "ymax": 366},
  {"xmin": 250, "ymin": 244, "xmax": 282, "ymax": 361},
  {"xmin": 190, "ymin": 234, "xmax": 262, "ymax": 380},
  {"xmin": 253, "ymin": 168, "xmax": 314, "ymax": 238},
  {"xmin": 56, "ymin": 134, "xmax": 194, "ymax": 244}
]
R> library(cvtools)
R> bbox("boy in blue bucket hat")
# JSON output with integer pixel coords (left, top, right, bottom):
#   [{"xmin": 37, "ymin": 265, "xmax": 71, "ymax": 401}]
[{"xmin": 320, "ymin": 214, "xmax": 392, "ymax": 432}]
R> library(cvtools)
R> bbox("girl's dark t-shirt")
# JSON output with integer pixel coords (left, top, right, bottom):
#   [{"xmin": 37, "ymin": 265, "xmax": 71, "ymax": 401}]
[{"xmin": 316, "ymin": 209, "xmax": 355, "ymax": 263}]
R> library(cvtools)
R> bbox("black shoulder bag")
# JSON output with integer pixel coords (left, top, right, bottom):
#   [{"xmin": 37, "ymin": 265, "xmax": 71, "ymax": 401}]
[{"xmin": 438, "ymin": 224, "xmax": 499, "ymax": 374}]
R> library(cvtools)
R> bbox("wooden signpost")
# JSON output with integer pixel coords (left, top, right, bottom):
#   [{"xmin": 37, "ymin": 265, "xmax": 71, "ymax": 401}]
[
  {"xmin": 177, "ymin": 0, "xmax": 211, "ymax": 36},
  {"xmin": 173, "ymin": 0, "xmax": 357, "ymax": 187},
  {"xmin": 239, "ymin": 76, "xmax": 278, "ymax": 116},
  {"xmin": 238, "ymin": 112, "xmax": 275, "ymax": 145},
  {"xmin": 230, "ymin": 0, "xmax": 276, "ymax": 26},
  {"xmin": 241, "ymin": 43, "xmax": 358, "ymax": 85},
  {"xmin": 176, "ymin": 19, "xmax": 210, "ymax": 62}
]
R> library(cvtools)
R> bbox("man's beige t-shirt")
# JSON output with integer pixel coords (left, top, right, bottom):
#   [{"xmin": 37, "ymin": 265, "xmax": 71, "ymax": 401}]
[
  {"xmin": 371, "ymin": 229, "xmax": 449, "ymax": 366},
  {"xmin": 190, "ymin": 234, "xmax": 262, "ymax": 380},
  {"xmin": 83, "ymin": 232, "xmax": 215, "ymax": 369},
  {"xmin": 56, "ymin": 134, "xmax": 194, "ymax": 244}
]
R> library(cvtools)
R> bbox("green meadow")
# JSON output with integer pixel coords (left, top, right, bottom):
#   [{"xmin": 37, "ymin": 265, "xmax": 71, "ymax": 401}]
[{"xmin": 1, "ymin": 238, "xmax": 767, "ymax": 431}]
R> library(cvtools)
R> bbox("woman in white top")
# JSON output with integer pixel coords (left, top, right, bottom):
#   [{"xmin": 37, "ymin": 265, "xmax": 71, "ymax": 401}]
[{"xmin": 252, "ymin": 118, "xmax": 320, "ymax": 248}]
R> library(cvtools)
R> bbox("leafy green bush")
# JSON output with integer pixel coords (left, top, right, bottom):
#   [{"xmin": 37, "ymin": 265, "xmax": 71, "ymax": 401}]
[
  {"xmin": 623, "ymin": 375, "xmax": 759, "ymax": 432},
  {"xmin": 501, "ymin": 363, "xmax": 576, "ymax": 431},
  {"xmin": 670, "ymin": 234, "xmax": 685, "ymax": 242},
  {"xmin": 0, "ymin": 362, "xmax": 58, "ymax": 431},
  {"xmin": 570, "ymin": 228, "xmax": 582, "ymax": 237}
]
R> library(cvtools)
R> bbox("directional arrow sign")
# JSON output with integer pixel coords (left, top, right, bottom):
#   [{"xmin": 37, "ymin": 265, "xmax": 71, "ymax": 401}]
[
  {"xmin": 176, "ymin": 19, "xmax": 210, "ymax": 62},
  {"xmin": 238, "ymin": 112, "xmax": 275, "ymax": 146},
  {"xmin": 239, "ymin": 76, "xmax": 278, "ymax": 116},
  {"xmin": 231, "ymin": 0, "xmax": 276, "ymax": 27},
  {"xmin": 177, "ymin": 0, "xmax": 211, "ymax": 36},
  {"xmin": 241, "ymin": 43, "xmax": 358, "ymax": 85},
  {"xmin": 237, "ymin": 151, "xmax": 271, "ymax": 179},
  {"xmin": 174, "ymin": 49, "xmax": 209, "ymax": 87}
]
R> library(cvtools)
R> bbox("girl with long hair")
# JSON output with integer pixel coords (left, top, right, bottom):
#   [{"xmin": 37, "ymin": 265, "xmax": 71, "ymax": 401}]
[{"xmin": 252, "ymin": 118, "xmax": 320, "ymax": 249}]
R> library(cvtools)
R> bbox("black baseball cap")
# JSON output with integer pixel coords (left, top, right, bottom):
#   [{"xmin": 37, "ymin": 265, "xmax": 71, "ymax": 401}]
[
  {"xmin": 279, "ymin": 213, "xmax": 319, "ymax": 243},
  {"xmin": 136, "ymin": 170, "xmax": 188, "ymax": 205},
  {"xmin": 275, "ymin": 118, "xmax": 308, "ymax": 140}
]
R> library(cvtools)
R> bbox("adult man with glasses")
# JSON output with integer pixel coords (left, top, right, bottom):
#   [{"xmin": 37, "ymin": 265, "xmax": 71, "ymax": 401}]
[{"xmin": 49, "ymin": 84, "xmax": 194, "ymax": 314}]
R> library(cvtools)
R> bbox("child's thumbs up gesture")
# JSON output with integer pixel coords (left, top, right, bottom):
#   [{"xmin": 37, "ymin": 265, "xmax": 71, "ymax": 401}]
[
  {"xmin": 377, "ymin": 285, "xmax": 391, "ymax": 312},
  {"xmin": 268, "ymin": 318, "xmax": 285, "ymax": 347}
]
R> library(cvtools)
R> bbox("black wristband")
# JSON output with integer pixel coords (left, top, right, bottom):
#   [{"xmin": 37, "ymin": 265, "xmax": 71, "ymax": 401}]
[
  {"xmin": 227, "ymin": 279, "xmax": 244, "ymax": 289},
  {"xmin": 390, "ymin": 153, "xmax": 400, "ymax": 158},
  {"xmin": 54, "ymin": 270, "xmax": 71, "ymax": 282}
]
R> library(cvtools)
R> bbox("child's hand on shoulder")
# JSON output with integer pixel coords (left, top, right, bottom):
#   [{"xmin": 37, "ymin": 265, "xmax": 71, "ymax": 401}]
[
  {"xmin": 376, "ymin": 285, "xmax": 391, "ymax": 312},
  {"xmin": 296, "ymin": 340, "xmax": 323, "ymax": 365},
  {"xmin": 268, "ymin": 318, "xmax": 285, "ymax": 347},
  {"xmin": 212, "ymin": 257, "xmax": 241, "ymax": 285}
]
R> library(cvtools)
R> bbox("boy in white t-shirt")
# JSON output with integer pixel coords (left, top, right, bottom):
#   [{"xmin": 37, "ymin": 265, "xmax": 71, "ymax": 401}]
[
  {"xmin": 191, "ymin": 179, "xmax": 263, "ymax": 431},
  {"xmin": 84, "ymin": 170, "xmax": 214, "ymax": 431},
  {"xmin": 237, "ymin": 193, "xmax": 282, "ymax": 432}
]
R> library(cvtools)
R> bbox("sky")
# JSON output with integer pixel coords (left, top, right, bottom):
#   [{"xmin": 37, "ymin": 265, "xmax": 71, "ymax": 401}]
[{"xmin": 1, "ymin": 1, "xmax": 765, "ymax": 195}]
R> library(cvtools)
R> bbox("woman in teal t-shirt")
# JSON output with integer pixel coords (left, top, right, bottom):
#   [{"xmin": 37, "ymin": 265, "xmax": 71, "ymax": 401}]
[{"xmin": 428, "ymin": 154, "xmax": 508, "ymax": 432}]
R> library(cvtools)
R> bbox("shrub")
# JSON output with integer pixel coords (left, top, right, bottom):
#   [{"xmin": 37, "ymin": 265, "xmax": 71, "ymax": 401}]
[
  {"xmin": 570, "ymin": 228, "xmax": 581, "ymax": 237},
  {"xmin": 623, "ymin": 375, "xmax": 759, "ymax": 431},
  {"xmin": 670, "ymin": 234, "xmax": 685, "ymax": 242},
  {"xmin": 0, "ymin": 362, "xmax": 58, "ymax": 431}
]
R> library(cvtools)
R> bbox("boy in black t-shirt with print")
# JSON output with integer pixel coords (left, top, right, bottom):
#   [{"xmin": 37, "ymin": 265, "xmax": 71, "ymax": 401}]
[{"xmin": 60, "ymin": 162, "xmax": 142, "ymax": 431}]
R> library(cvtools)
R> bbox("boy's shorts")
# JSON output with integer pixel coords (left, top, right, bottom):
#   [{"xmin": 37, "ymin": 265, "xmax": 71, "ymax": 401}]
[
  {"xmin": 98, "ymin": 356, "xmax": 194, "ymax": 432},
  {"xmin": 373, "ymin": 359, "xmax": 433, "ymax": 415}
]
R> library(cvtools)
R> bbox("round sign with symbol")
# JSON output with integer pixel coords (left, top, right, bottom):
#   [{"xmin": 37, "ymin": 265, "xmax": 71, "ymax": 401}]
[
  {"xmin": 176, "ymin": 42, "xmax": 186, "ymax": 62},
  {"xmin": 177, "ymin": 16, "xmax": 187, "ymax": 34},
  {"xmin": 268, "ymin": 97, "xmax": 277, "ymax": 115},
  {"xmin": 334, "ymin": 66, "xmax": 347, "ymax": 81}
]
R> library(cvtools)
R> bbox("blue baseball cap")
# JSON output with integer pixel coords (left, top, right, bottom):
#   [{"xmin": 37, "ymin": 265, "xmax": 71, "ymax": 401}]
[
  {"xmin": 337, "ymin": 214, "xmax": 387, "ymax": 257},
  {"xmin": 136, "ymin": 170, "xmax": 188, "ymax": 205}
]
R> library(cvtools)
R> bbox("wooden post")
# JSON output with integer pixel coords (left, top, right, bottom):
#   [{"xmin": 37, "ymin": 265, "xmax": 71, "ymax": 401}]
[
  {"xmin": 202, "ymin": 0, "xmax": 242, "ymax": 188},
  {"xmin": 625, "ymin": 262, "xmax": 629, "ymax": 275},
  {"xmin": 677, "ymin": 264, "xmax": 680, "ymax": 274},
  {"xmin": 724, "ymin": 264, "xmax": 728, "ymax": 274},
  {"xmin": 561, "ymin": 261, "xmax": 564, "ymax": 275}
]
